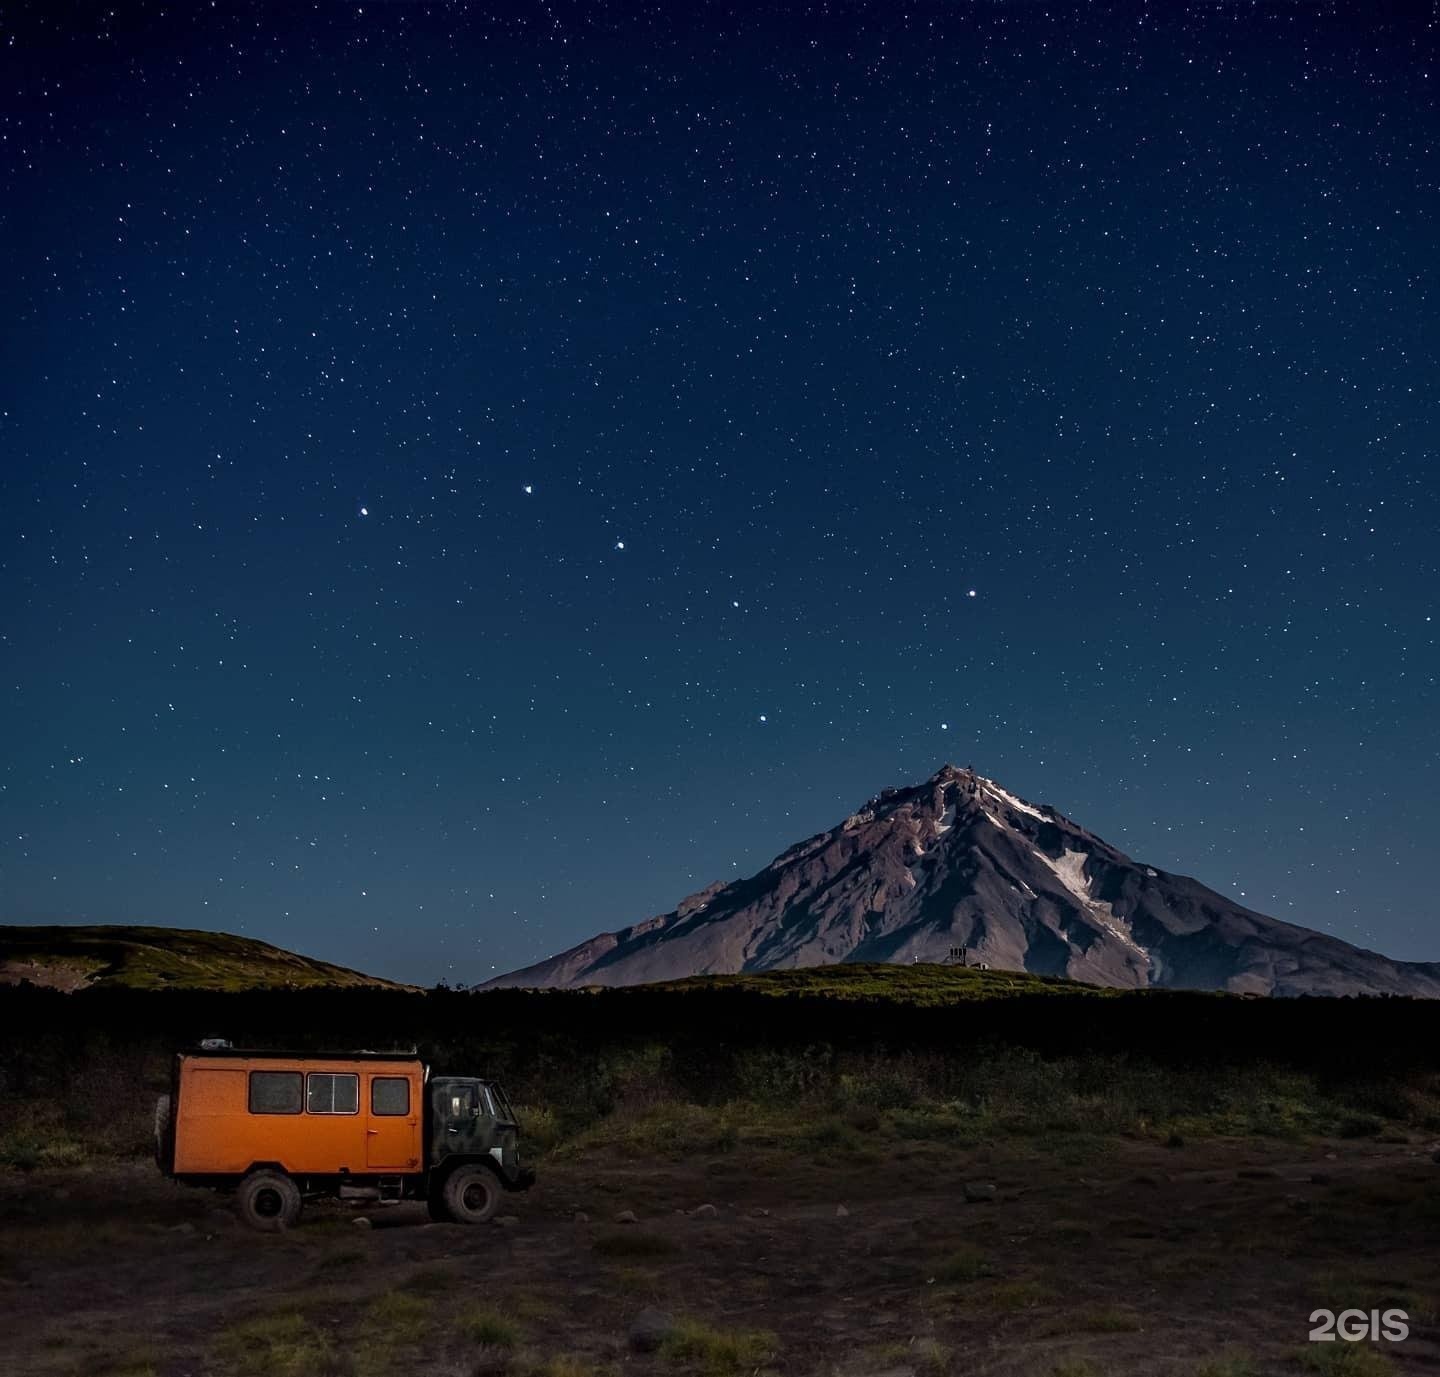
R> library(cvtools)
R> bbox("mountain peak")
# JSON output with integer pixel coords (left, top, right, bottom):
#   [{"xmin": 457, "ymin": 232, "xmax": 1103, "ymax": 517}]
[{"xmin": 484, "ymin": 768, "xmax": 1440, "ymax": 999}]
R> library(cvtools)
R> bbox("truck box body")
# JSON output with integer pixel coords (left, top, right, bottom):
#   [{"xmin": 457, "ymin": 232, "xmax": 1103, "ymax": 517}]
[{"xmin": 172, "ymin": 1053, "xmax": 425, "ymax": 1176}]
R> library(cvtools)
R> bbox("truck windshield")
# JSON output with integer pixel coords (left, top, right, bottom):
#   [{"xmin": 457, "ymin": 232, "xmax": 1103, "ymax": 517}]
[{"xmin": 490, "ymin": 1084, "xmax": 519, "ymax": 1125}]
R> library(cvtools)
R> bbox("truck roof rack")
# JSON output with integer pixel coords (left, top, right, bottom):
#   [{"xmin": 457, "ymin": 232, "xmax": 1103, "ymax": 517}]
[{"xmin": 184, "ymin": 1045, "xmax": 421, "ymax": 1059}]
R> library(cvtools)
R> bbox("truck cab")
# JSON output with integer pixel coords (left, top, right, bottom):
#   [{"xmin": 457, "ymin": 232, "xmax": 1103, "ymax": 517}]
[
  {"xmin": 431, "ymin": 1077, "xmax": 521, "ymax": 1172},
  {"xmin": 427, "ymin": 1076, "xmax": 531, "ymax": 1223}
]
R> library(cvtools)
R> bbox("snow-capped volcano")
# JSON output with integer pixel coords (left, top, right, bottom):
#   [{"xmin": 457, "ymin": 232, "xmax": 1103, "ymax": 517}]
[{"xmin": 483, "ymin": 765, "xmax": 1440, "ymax": 997}]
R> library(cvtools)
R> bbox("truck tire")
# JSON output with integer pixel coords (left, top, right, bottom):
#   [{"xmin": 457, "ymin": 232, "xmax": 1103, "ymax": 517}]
[
  {"xmin": 442, "ymin": 1165, "xmax": 500, "ymax": 1224},
  {"xmin": 153, "ymin": 1095, "xmax": 171, "ymax": 1171},
  {"xmin": 236, "ymin": 1169, "xmax": 303, "ymax": 1232}
]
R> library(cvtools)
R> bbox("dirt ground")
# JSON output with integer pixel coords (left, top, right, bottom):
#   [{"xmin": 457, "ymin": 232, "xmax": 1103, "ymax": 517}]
[{"xmin": 1, "ymin": 1133, "xmax": 1436, "ymax": 1377}]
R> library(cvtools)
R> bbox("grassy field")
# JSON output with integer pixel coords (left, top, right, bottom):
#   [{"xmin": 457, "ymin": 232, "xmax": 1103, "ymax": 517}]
[
  {"xmin": 1, "ymin": 1126, "xmax": 1436, "ymax": 1376},
  {"xmin": 1, "ymin": 968, "xmax": 1438, "ymax": 1372}
]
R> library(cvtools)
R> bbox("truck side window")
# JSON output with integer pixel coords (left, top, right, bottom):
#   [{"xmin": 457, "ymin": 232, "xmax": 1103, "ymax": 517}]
[
  {"xmin": 249, "ymin": 1071, "xmax": 303, "ymax": 1114},
  {"xmin": 448, "ymin": 1087, "xmax": 476, "ymax": 1119},
  {"xmin": 371, "ymin": 1076, "xmax": 410, "ymax": 1116},
  {"xmin": 306, "ymin": 1073, "xmax": 359, "ymax": 1115}
]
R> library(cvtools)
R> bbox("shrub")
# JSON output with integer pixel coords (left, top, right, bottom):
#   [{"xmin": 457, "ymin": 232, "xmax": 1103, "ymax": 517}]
[
  {"xmin": 573, "ymin": 1103, "xmax": 738, "ymax": 1158},
  {"xmin": 457, "ymin": 1306, "xmax": 520, "ymax": 1347},
  {"xmin": 1297, "ymin": 1345, "xmax": 1396, "ymax": 1376},
  {"xmin": 513, "ymin": 1103, "xmax": 566, "ymax": 1155},
  {"xmin": 1336, "ymin": 1113, "xmax": 1385, "ymax": 1140},
  {"xmin": 659, "ymin": 1319, "xmax": 777, "ymax": 1374},
  {"xmin": 215, "ymin": 1313, "xmax": 350, "ymax": 1377},
  {"xmin": 984, "ymin": 1280, "xmax": 1052, "ymax": 1312},
  {"xmin": 95, "ymin": 1344, "xmax": 163, "ymax": 1377},
  {"xmin": 530, "ymin": 1358, "xmax": 606, "ymax": 1377},
  {"xmin": 1051, "ymin": 1362, "xmax": 1103, "ymax": 1377},
  {"xmin": 910, "ymin": 1338, "xmax": 950, "ymax": 1374},
  {"xmin": 361, "ymin": 1292, "xmax": 432, "ymax": 1345},
  {"xmin": 1193, "ymin": 1355, "xmax": 1257, "ymax": 1377},
  {"xmin": 0, "ymin": 1132, "xmax": 43, "ymax": 1171}
]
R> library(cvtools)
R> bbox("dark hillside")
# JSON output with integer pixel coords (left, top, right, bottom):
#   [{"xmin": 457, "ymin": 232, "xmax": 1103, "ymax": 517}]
[{"xmin": 0, "ymin": 925, "xmax": 408, "ymax": 992}]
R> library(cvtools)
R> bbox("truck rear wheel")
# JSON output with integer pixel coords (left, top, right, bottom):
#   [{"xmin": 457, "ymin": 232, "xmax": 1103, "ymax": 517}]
[
  {"xmin": 442, "ymin": 1165, "xmax": 500, "ymax": 1224},
  {"xmin": 236, "ymin": 1169, "xmax": 302, "ymax": 1232}
]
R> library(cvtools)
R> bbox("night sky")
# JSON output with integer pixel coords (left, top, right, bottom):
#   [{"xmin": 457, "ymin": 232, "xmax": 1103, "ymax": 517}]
[{"xmin": 4, "ymin": 3, "xmax": 1438, "ymax": 986}]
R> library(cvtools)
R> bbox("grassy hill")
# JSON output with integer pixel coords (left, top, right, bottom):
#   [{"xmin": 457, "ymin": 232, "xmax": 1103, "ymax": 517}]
[
  {"xmin": 0, "ymin": 925, "xmax": 409, "ymax": 992},
  {"xmin": 647, "ymin": 961, "xmax": 1131, "ymax": 1004}
]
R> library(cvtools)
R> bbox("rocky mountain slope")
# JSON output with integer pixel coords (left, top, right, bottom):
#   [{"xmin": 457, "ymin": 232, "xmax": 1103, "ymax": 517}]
[
  {"xmin": 0, "ymin": 924, "xmax": 409, "ymax": 991},
  {"xmin": 485, "ymin": 765, "xmax": 1440, "ymax": 997}
]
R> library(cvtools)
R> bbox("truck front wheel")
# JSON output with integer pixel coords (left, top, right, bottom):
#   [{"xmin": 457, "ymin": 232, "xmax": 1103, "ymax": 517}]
[
  {"xmin": 236, "ymin": 1169, "xmax": 303, "ymax": 1232},
  {"xmin": 442, "ymin": 1165, "xmax": 500, "ymax": 1224}
]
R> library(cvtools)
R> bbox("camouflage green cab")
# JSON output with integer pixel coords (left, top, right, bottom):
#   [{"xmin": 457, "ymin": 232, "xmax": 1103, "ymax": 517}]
[{"xmin": 427, "ymin": 1076, "xmax": 532, "ymax": 1223}]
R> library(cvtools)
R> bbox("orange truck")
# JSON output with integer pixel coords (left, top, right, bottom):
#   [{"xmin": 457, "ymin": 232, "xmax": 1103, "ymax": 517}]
[{"xmin": 154, "ymin": 1046, "xmax": 534, "ymax": 1230}]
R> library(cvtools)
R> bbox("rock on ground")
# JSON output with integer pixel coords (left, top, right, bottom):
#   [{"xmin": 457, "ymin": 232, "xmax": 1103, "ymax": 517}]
[{"xmin": 628, "ymin": 1307, "xmax": 676, "ymax": 1353}]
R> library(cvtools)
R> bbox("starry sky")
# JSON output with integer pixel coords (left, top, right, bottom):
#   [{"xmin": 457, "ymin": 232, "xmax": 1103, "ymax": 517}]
[{"xmin": 3, "ymin": 3, "xmax": 1438, "ymax": 986}]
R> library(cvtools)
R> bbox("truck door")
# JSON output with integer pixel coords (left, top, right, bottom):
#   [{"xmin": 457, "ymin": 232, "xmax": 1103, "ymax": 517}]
[{"xmin": 365, "ymin": 1073, "xmax": 420, "ymax": 1169}]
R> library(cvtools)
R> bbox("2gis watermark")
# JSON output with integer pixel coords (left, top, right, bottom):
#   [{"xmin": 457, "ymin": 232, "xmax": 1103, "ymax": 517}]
[{"xmin": 1309, "ymin": 1310, "xmax": 1409, "ymax": 1344}]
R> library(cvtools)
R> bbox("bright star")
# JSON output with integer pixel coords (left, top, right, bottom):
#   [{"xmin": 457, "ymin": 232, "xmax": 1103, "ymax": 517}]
[{"xmin": 359, "ymin": 506, "xmax": 369, "ymax": 517}]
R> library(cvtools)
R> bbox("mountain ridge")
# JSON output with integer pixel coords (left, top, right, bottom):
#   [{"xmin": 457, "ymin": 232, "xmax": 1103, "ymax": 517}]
[{"xmin": 484, "ymin": 765, "xmax": 1440, "ymax": 998}]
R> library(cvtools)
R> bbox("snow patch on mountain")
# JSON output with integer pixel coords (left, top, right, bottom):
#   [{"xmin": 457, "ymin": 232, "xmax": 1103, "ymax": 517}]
[
  {"xmin": 1035, "ymin": 847, "xmax": 1091, "ymax": 904},
  {"xmin": 1034, "ymin": 847, "xmax": 1149, "ymax": 961},
  {"xmin": 982, "ymin": 779, "xmax": 1046, "ymax": 821}
]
